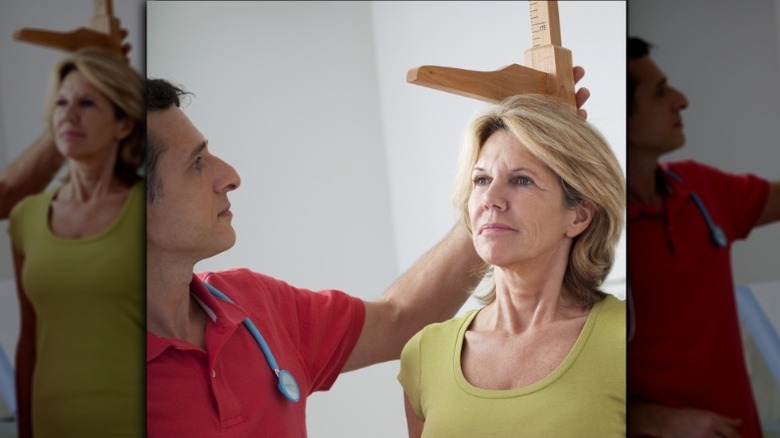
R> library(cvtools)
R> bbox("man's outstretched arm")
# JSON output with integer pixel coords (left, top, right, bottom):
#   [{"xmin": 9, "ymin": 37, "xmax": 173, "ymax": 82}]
[
  {"xmin": 755, "ymin": 179, "xmax": 780, "ymax": 227},
  {"xmin": 628, "ymin": 400, "xmax": 741, "ymax": 438},
  {"xmin": 343, "ymin": 222, "xmax": 482, "ymax": 372}
]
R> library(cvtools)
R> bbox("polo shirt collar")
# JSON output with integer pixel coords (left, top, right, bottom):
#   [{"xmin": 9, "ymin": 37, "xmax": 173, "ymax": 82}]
[
  {"xmin": 146, "ymin": 274, "xmax": 250, "ymax": 361},
  {"xmin": 658, "ymin": 164, "xmax": 693, "ymax": 197},
  {"xmin": 628, "ymin": 164, "xmax": 693, "ymax": 218},
  {"xmin": 189, "ymin": 276, "xmax": 249, "ymax": 328}
]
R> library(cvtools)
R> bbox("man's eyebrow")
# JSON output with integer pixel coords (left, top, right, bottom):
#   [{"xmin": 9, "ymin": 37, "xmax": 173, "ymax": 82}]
[{"xmin": 188, "ymin": 140, "xmax": 208, "ymax": 162}]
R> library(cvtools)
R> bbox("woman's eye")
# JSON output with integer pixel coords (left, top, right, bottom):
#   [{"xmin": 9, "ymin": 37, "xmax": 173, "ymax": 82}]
[
  {"xmin": 514, "ymin": 176, "xmax": 534, "ymax": 186},
  {"xmin": 473, "ymin": 176, "xmax": 489, "ymax": 186}
]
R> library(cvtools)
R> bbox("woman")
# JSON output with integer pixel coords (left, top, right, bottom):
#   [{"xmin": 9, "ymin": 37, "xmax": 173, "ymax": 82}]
[
  {"xmin": 0, "ymin": 30, "xmax": 131, "ymax": 220},
  {"xmin": 7, "ymin": 48, "xmax": 144, "ymax": 437},
  {"xmin": 398, "ymin": 94, "xmax": 626, "ymax": 437}
]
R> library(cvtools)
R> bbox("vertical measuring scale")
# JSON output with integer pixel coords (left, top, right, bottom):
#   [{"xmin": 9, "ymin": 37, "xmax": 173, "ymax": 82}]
[
  {"xmin": 529, "ymin": 1, "xmax": 562, "ymax": 46},
  {"xmin": 525, "ymin": 0, "xmax": 575, "ymax": 106}
]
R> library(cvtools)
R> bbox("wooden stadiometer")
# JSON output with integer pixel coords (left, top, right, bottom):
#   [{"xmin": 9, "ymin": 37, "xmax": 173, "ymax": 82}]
[
  {"xmin": 407, "ymin": 1, "xmax": 575, "ymax": 109},
  {"xmin": 12, "ymin": 0, "xmax": 123, "ymax": 55}
]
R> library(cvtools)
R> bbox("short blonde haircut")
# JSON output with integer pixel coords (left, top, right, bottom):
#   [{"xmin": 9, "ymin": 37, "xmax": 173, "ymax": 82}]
[
  {"xmin": 453, "ymin": 94, "xmax": 625, "ymax": 307},
  {"xmin": 46, "ymin": 47, "xmax": 144, "ymax": 185}
]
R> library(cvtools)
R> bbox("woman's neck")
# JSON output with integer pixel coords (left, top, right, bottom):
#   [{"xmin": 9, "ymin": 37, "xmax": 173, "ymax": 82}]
[
  {"xmin": 484, "ymin": 254, "xmax": 583, "ymax": 334},
  {"xmin": 60, "ymin": 164, "xmax": 128, "ymax": 202}
]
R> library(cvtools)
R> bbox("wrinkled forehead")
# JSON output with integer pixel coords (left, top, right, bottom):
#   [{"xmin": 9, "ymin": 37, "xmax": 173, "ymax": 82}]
[
  {"xmin": 475, "ymin": 130, "xmax": 552, "ymax": 175},
  {"xmin": 58, "ymin": 69, "xmax": 88, "ymax": 88},
  {"xmin": 56, "ymin": 70, "xmax": 107, "ymax": 101},
  {"xmin": 148, "ymin": 107, "xmax": 204, "ymax": 156},
  {"xmin": 629, "ymin": 56, "xmax": 665, "ymax": 92}
]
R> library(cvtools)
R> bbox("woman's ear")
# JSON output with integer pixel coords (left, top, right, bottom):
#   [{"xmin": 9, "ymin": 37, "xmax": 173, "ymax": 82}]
[
  {"xmin": 565, "ymin": 200, "xmax": 594, "ymax": 238},
  {"xmin": 115, "ymin": 118, "xmax": 134, "ymax": 142}
]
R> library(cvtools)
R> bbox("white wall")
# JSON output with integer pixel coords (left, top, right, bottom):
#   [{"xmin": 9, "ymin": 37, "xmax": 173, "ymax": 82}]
[
  {"xmin": 629, "ymin": 0, "xmax": 780, "ymax": 286},
  {"xmin": 148, "ymin": 1, "xmax": 625, "ymax": 437},
  {"xmin": 0, "ymin": 0, "xmax": 145, "ymax": 387}
]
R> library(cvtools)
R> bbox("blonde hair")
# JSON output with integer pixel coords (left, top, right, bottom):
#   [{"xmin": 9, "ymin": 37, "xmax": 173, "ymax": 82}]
[
  {"xmin": 453, "ymin": 94, "xmax": 625, "ymax": 307},
  {"xmin": 46, "ymin": 47, "xmax": 144, "ymax": 185}
]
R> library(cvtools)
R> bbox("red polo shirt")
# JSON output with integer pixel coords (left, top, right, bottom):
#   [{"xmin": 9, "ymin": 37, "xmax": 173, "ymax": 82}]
[
  {"xmin": 628, "ymin": 160, "xmax": 769, "ymax": 437},
  {"xmin": 147, "ymin": 268, "xmax": 365, "ymax": 437}
]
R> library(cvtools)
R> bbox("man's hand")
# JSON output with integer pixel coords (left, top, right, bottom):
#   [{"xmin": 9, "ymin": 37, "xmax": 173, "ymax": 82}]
[
  {"xmin": 630, "ymin": 402, "xmax": 742, "ymax": 438},
  {"xmin": 661, "ymin": 407, "xmax": 741, "ymax": 438},
  {"xmin": 119, "ymin": 28, "xmax": 132, "ymax": 63},
  {"xmin": 573, "ymin": 65, "xmax": 590, "ymax": 119}
]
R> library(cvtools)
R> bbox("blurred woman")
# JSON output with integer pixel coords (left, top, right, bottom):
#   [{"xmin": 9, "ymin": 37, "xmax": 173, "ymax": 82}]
[
  {"xmin": 398, "ymin": 94, "xmax": 626, "ymax": 437},
  {"xmin": 8, "ymin": 47, "xmax": 144, "ymax": 437}
]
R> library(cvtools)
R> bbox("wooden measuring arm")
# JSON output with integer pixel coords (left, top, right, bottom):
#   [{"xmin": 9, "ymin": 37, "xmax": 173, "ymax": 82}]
[
  {"xmin": 407, "ymin": 64, "xmax": 548, "ymax": 104},
  {"xmin": 13, "ymin": 27, "xmax": 120, "ymax": 54},
  {"xmin": 12, "ymin": 0, "xmax": 122, "ymax": 55},
  {"xmin": 405, "ymin": 1, "xmax": 576, "ymax": 109}
]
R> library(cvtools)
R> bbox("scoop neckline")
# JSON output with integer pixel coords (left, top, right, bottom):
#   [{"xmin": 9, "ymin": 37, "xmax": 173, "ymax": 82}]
[
  {"xmin": 43, "ymin": 181, "xmax": 141, "ymax": 244},
  {"xmin": 452, "ymin": 297, "xmax": 604, "ymax": 398}
]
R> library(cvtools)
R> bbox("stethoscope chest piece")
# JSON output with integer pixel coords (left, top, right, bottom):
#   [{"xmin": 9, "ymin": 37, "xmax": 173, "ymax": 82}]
[
  {"xmin": 663, "ymin": 169, "xmax": 728, "ymax": 249},
  {"xmin": 277, "ymin": 369, "xmax": 300, "ymax": 402},
  {"xmin": 202, "ymin": 281, "xmax": 300, "ymax": 403},
  {"xmin": 710, "ymin": 224, "xmax": 728, "ymax": 248}
]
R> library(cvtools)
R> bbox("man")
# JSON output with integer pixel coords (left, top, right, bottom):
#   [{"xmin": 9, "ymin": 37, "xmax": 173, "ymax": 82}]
[
  {"xmin": 627, "ymin": 37, "xmax": 780, "ymax": 437},
  {"xmin": 144, "ymin": 78, "xmax": 488, "ymax": 436}
]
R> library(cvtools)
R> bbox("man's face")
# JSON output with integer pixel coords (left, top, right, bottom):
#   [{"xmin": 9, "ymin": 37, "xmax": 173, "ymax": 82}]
[
  {"xmin": 146, "ymin": 106, "xmax": 241, "ymax": 263},
  {"xmin": 628, "ymin": 56, "xmax": 689, "ymax": 154}
]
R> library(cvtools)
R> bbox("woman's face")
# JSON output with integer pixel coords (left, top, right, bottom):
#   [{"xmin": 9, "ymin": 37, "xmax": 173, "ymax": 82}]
[
  {"xmin": 52, "ymin": 70, "xmax": 132, "ymax": 162},
  {"xmin": 467, "ymin": 130, "xmax": 580, "ymax": 271}
]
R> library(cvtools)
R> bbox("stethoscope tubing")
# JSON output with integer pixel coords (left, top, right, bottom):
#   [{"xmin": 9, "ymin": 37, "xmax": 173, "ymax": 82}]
[{"xmin": 202, "ymin": 281, "xmax": 300, "ymax": 402}]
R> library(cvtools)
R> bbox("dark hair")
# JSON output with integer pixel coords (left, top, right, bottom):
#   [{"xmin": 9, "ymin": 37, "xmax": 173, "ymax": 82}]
[
  {"xmin": 628, "ymin": 37, "xmax": 653, "ymax": 117},
  {"xmin": 145, "ymin": 79, "xmax": 191, "ymax": 201}
]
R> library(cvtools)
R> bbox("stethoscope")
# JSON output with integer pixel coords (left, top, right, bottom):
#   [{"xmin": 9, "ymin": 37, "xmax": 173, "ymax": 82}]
[
  {"xmin": 627, "ymin": 170, "xmax": 727, "ymax": 341},
  {"xmin": 663, "ymin": 169, "xmax": 728, "ymax": 248},
  {"xmin": 201, "ymin": 282, "xmax": 301, "ymax": 402}
]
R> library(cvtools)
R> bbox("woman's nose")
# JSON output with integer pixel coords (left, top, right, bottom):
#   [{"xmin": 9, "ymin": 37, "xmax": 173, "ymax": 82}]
[
  {"xmin": 59, "ymin": 103, "xmax": 79, "ymax": 123},
  {"xmin": 481, "ymin": 184, "xmax": 507, "ymax": 211}
]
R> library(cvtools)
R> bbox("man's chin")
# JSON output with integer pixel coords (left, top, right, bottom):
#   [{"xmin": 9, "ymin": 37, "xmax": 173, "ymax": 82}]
[
  {"xmin": 663, "ymin": 134, "xmax": 686, "ymax": 153},
  {"xmin": 209, "ymin": 232, "xmax": 237, "ymax": 257}
]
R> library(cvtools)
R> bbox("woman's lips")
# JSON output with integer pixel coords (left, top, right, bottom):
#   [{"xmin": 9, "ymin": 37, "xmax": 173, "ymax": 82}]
[
  {"xmin": 480, "ymin": 223, "xmax": 516, "ymax": 234},
  {"xmin": 59, "ymin": 130, "xmax": 84, "ymax": 139}
]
